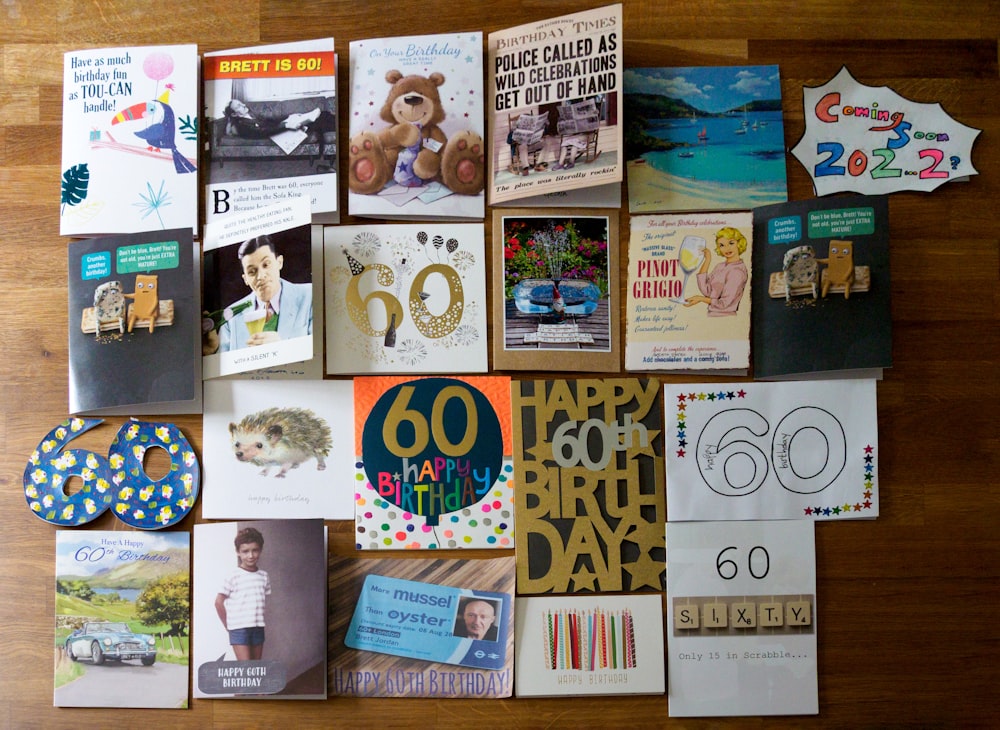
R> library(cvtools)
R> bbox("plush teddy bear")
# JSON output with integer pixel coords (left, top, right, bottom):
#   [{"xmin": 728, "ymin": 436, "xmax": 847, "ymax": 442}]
[{"xmin": 348, "ymin": 70, "xmax": 484, "ymax": 196}]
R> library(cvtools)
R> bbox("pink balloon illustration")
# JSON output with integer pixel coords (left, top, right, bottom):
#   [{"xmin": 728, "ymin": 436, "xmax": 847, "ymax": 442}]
[{"xmin": 143, "ymin": 52, "xmax": 174, "ymax": 81}]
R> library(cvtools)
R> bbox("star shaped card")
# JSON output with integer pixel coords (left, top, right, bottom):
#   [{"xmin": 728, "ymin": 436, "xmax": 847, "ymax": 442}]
[
  {"xmin": 790, "ymin": 66, "xmax": 980, "ymax": 196},
  {"xmin": 513, "ymin": 378, "xmax": 665, "ymax": 593},
  {"xmin": 665, "ymin": 379, "xmax": 878, "ymax": 521}
]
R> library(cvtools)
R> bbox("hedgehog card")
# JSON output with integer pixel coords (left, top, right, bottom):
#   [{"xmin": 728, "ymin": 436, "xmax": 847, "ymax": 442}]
[{"xmin": 202, "ymin": 379, "xmax": 354, "ymax": 519}]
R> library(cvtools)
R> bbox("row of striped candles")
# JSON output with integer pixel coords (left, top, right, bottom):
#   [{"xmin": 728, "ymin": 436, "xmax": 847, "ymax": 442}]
[{"xmin": 545, "ymin": 609, "xmax": 636, "ymax": 670}]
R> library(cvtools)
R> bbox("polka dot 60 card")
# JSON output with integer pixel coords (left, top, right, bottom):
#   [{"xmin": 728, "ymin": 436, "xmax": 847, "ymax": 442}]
[{"xmin": 353, "ymin": 376, "xmax": 514, "ymax": 550}]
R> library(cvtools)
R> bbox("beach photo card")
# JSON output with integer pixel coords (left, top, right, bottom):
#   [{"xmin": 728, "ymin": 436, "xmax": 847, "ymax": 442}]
[
  {"xmin": 492, "ymin": 209, "xmax": 620, "ymax": 372},
  {"xmin": 624, "ymin": 65, "xmax": 788, "ymax": 213}
]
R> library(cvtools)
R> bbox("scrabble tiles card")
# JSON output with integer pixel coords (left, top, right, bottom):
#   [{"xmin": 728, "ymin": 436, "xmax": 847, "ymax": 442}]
[
  {"xmin": 666, "ymin": 520, "xmax": 817, "ymax": 716},
  {"xmin": 664, "ymin": 379, "xmax": 878, "ymax": 521}
]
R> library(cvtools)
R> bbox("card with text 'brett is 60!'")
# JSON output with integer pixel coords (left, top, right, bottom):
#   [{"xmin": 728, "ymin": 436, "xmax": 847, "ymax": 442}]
[
  {"xmin": 667, "ymin": 520, "xmax": 817, "ymax": 717},
  {"xmin": 664, "ymin": 379, "xmax": 878, "ymax": 521}
]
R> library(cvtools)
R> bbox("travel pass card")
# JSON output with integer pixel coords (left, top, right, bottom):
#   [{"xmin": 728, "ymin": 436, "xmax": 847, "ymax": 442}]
[{"xmin": 345, "ymin": 574, "xmax": 511, "ymax": 670}]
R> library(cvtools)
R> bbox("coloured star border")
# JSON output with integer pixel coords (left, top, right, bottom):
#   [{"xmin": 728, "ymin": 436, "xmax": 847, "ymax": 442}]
[{"xmin": 670, "ymin": 389, "xmax": 876, "ymax": 519}]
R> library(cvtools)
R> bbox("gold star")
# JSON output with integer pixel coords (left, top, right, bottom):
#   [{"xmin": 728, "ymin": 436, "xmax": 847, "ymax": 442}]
[
  {"xmin": 623, "ymin": 551, "xmax": 664, "ymax": 591},
  {"xmin": 623, "ymin": 519, "xmax": 666, "ymax": 552},
  {"xmin": 570, "ymin": 565, "xmax": 597, "ymax": 592}
]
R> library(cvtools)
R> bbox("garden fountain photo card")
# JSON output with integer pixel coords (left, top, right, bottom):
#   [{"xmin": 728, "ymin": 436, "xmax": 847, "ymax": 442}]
[{"xmin": 491, "ymin": 209, "xmax": 620, "ymax": 372}]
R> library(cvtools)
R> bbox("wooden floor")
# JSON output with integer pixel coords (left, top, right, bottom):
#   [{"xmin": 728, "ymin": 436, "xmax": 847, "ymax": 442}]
[{"xmin": 1, "ymin": 1, "xmax": 999, "ymax": 727}]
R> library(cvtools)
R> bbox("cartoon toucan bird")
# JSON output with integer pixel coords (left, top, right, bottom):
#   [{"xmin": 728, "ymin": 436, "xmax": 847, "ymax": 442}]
[{"xmin": 111, "ymin": 88, "xmax": 196, "ymax": 173}]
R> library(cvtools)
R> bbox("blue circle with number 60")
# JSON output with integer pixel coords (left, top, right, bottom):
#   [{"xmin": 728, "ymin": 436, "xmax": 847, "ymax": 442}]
[{"xmin": 361, "ymin": 378, "xmax": 502, "ymax": 526}]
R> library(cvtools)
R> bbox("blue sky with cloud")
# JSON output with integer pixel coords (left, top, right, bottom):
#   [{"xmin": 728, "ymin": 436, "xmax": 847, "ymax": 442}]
[{"xmin": 624, "ymin": 65, "xmax": 781, "ymax": 113}]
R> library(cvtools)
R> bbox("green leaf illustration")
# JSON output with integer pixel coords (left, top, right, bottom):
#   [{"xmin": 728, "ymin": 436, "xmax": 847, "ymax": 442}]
[
  {"xmin": 60, "ymin": 163, "xmax": 90, "ymax": 213},
  {"xmin": 178, "ymin": 114, "xmax": 198, "ymax": 142}
]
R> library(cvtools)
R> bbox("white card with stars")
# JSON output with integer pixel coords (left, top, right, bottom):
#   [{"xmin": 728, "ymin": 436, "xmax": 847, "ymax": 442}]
[
  {"xmin": 667, "ymin": 520, "xmax": 817, "ymax": 716},
  {"xmin": 664, "ymin": 379, "xmax": 878, "ymax": 521}
]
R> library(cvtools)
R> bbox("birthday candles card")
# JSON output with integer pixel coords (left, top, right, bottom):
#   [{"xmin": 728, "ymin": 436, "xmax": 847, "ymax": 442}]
[{"xmin": 515, "ymin": 594, "xmax": 664, "ymax": 696}]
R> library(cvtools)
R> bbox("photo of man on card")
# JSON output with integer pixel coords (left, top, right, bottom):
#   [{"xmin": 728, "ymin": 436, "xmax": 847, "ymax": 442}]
[{"xmin": 453, "ymin": 597, "xmax": 500, "ymax": 642}]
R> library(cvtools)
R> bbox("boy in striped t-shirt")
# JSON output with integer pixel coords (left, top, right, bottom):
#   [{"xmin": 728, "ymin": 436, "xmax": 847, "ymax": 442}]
[{"xmin": 215, "ymin": 527, "xmax": 270, "ymax": 660}]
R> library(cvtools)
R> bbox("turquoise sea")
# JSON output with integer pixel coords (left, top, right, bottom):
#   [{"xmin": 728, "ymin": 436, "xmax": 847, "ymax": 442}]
[{"xmin": 643, "ymin": 111, "xmax": 788, "ymax": 188}]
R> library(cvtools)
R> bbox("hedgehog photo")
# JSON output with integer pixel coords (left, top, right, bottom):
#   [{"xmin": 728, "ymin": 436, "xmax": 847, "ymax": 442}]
[{"xmin": 228, "ymin": 407, "xmax": 332, "ymax": 478}]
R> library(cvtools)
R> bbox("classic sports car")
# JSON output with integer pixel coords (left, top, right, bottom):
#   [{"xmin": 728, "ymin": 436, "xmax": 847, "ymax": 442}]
[{"xmin": 64, "ymin": 621, "xmax": 157, "ymax": 666}]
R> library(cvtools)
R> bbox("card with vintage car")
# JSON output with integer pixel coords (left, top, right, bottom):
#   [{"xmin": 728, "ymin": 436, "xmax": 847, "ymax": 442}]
[{"xmin": 54, "ymin": 531, "xmax": 190, "ymax": 708}]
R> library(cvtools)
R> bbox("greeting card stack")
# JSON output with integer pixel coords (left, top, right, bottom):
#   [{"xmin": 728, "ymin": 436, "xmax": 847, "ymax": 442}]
[
  {"xmin": 623, "ymin": 65, "xmax": 788, "ymax": 214},
  {"xmin": 203, "ymin": 38, "xmax": 340, "ymax": 224}
]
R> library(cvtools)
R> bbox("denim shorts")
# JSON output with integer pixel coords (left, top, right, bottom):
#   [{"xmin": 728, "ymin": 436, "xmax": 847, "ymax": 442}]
[{"xmin": 228, "ymin": 626, "xmax": 266, "ymax": 646}]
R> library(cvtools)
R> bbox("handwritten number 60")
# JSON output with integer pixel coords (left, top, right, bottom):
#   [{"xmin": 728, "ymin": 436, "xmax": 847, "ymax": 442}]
[{"xmin": 717, "ymin": 545, "xmax": 770, "ymax": 580}]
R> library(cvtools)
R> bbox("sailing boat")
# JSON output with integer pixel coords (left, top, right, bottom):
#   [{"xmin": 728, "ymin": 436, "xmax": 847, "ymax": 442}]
[
  {"xmin": 734, "ymin": 103, "xmax": 748, "ymax": 135},
  {"xmin": 697, "ymin": 126, "xmax": 708, "ymax": 143}
]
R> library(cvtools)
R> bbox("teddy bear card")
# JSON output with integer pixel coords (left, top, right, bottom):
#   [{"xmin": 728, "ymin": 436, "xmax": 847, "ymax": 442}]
[
  {"xmin": 347, "ymin": 33, "xmax": 485, "ymax": 220},
  {"xmin": 67, "ymin": 228, "xmax": 201, "ymax": 415},
  {"xmin": 487, "ymin": 4, "xmax": 623, "ymax": 208},
  {"xmin": 201, "ymin": 378, "xmax": 355, "ymax": 520},
  {"xmin": 203, "ymin": 38, "xmax": 339, "ymax": 225},
  {"xmin": 750, "ymin": 194, "xmax": 891, "ymax": 380}
]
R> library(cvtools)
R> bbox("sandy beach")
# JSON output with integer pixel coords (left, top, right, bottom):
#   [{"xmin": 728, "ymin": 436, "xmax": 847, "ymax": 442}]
[{"xmin": 626, "ymin": 159, "xmax": 788, "ymax": 213}]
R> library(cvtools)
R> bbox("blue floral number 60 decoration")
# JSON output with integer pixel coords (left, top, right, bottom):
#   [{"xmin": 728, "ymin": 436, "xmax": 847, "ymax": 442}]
[{"xmin": 24, "ymin": 417, "xmax": 200, "ymax": 529}]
